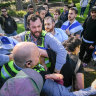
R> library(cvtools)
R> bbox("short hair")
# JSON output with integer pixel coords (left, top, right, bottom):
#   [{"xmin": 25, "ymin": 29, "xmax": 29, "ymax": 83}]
[
  {"xmin": 1, "ymin": 7, "xmax": 7, "ymax": 11},
  {"xmin": 37, "ymin": 6, "xmax": 45, "ymax": 14},
  {"xmin": 43, "ymin": 3, "xmax": 49, "ymax": 7},
  {"xmin": 69, "ymin": 7, "xmax": 78, "ymax": 14},
  {"xmin": 44, "ymin": 16, "xmax": 55, "ymax": 23},
  {"xmin": 27, "ymin": 14, "xmax": 42, "ymax": 26},
  {"xmin": 62, "ymin": 36, "xmax": 81, "ymax": 52},
  {"xmin": 64, "ymin": 4, "xmax": 69, "ymax": 8},
  {"xmin": 43, "ymin": 3, "xmax": 49, "ymax": 9},
  {"xmin": 27, "ymin": 4, "xmax": 33, "ymax": 9},
  {"xmin": 90, "ymin": 6, "xmax": 96, "ymax": 12},
  {"xmin": 54, "ymin": 9, "xmax": 60, "ymax": 15}
]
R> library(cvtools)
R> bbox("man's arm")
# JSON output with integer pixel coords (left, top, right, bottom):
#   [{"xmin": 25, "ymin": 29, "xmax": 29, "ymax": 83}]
[
  {"xmin": 44, "ymin": 33, "xmax": 67, "ymax": 73},
  {"xmin": 0, "ymin": 54, "xmax": 13, "ymax": 66},
  {"xmin": 75, "ymin": 73, "xmax": 84, "ymax": 90}
]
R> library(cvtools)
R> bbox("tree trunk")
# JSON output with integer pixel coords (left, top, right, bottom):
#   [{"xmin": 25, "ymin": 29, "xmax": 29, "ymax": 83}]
[
  {"xmin": 30, "ymin": 0, "xmax": 37, "ymax": 12},
  {"xmin": 16, "ymin": 0, "xmax": 23, "ymax": 11}
]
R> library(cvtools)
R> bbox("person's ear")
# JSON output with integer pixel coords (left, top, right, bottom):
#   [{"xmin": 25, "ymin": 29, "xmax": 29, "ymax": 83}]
[
  {"xmin": 25, "ymin": 62, "xmax": 32, "ymax": 68},
  {"xmin": 75, "ymin": 14, "xmax": 77, "ymax": 17}
]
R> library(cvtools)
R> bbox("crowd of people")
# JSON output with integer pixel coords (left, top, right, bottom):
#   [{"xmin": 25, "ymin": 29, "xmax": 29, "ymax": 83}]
[{"xmin": 0, "ymin": 0, "xmax": 96, "ymax": 96}]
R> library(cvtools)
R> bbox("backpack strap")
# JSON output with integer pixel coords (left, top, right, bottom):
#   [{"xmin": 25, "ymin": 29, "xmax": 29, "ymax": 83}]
[{"xmin": 74, "ymin": 58, "xmax": 81, "ymax": 74}]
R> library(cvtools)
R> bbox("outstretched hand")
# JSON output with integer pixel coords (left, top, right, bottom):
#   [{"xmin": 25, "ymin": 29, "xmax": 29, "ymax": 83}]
[
  {"xmin": 91, "ymin": 79, "xmax": 96, "ymax": 89},
  {"xmin": 45, "ymin": 73, "xmax": 64, "ymax": 80}
]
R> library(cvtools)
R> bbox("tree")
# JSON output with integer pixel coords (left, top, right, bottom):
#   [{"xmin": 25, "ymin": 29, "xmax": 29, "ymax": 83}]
[
  {"xmin": 68, "ymin": 0, "xmax": 73, "ymax": 3},
  {"xmin": 16, "ymin": 0, "xmax": 23, "ymax": 10},
  {"xmin": 30, "ymin": 0, "xmax": 37, "ymax": 12}
]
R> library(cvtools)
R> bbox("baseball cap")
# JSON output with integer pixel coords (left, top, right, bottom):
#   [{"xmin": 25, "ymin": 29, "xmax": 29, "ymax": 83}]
[{"xmin": 0, "ymin": 68, "xmax": 43, "ymax": 96}]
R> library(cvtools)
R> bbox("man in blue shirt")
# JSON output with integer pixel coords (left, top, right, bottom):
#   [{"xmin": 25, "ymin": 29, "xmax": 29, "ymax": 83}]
[
  {"xmin": 14, "ymin": 14, "xmax": 67, "ymax": 73},
  {"xmin": 44, "ymin": 16, "xmax": 68, "ymax": 43}
]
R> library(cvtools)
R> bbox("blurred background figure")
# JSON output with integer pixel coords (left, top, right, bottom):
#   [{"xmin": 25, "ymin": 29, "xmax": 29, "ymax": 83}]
[
  {"xmin": 53, "ymin": 9, "xmax": 63, "ymax": 28},
  {"xmin": 0, "ymin": 7, "xmax": 17, "ymax": 37},
  {"xmin": 24, "ymin": 4, "xmax": 34, "ymax": 31},
  {"xmin": 80, "ymin": 0, "xmax": 89, "ymax": 17},
  {"xmin": 43, "ymin": 3, "xmax": 51, "ymax": 17},
  {"xmin": 60, "ymin": 5, "xmax": 69, "ymax": 23}
]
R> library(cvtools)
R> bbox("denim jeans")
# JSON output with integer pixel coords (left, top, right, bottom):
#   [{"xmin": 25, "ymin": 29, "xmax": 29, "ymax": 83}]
[{"xmin": 80, "ymin": 7, "xmax": 86, "ymax": 16}]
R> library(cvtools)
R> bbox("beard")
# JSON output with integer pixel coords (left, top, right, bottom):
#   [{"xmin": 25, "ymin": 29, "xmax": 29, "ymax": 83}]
[
  {"xmin": 31, "ymin": 31, "xmax": 42, "ymax": 38},
  {"xmin": 45, "ymin": 27, "xmax": 54, "ymax": 32},
  {"xmin": 68, "ymin": 16, "xmax": 75, "ymax": 21}
]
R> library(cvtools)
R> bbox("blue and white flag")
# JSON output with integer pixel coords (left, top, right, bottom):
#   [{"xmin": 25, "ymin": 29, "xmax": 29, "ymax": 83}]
[
  {"xmin": 61, "ymin": 20, "xmax": 83, "ymax": 34},
  {"xmin": 0, "ymin": 36, "xmax": 18, "ymax": 50}
]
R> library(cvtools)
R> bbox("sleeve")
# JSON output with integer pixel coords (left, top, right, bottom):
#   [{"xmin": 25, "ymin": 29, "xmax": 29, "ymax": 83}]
[
  {"xmin": 0, "ymin": 17, "xmax": 3, "ymax": 25},
  {"xmin": 60, "ymin": 29, "xmax": 68, "ymax": 42},
  {"xmin": 0, "ymin": 54, "xmax": 9, "ymax": 66},
  {"xmin": 80, "ymin": 0, "xmax": 83, "ymax": 6},
  {"xmin": 12, "ymin": 18, "xmax": 17, "ymax": 31},
  {"xmin": 81, "ymin": 17, "xmax": 88, "ymax": 37},
  {"xmin": 44, "ymin": 33, "xmax": 67, "ymax": 71}
]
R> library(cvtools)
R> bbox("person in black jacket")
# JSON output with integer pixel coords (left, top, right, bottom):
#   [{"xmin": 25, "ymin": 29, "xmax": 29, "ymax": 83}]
[
  {"xmin": 53, "ymin": 9, "xmax": 63, "ymax": 28},
  {"xmin": 79, "ymin": 6, "xmax": 96, "ymax": 65},
  {"xmin": 60, "ymin": 5, "xmax": 69, "ymax": 23},
  {"xmin": 0, "ymin": 7, "xmax": 17, "ymax": 36},
  {"xmin": 24, "ymin": 4, "xmax": 34, "ymax": 31},
  {"xmin": 43, "ymin": 3, "xmax": 51, "ymax": 17}
]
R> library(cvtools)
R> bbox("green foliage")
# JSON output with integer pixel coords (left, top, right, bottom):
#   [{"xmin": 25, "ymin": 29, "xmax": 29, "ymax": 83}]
[
  {"xmin": 76, "ymin": 3, "xmax": 89, "ymax": 23},
  {"xmin": 8, "ymin": 10, "xmax": 17, "ymax": 16},
  {"xmin": 16, "ymin": 10, "xmax": 26, "ymax": 17},
  {"xmin": 0, "ymin": 2, "xmax": 16, "ymax": 8},
  {"xmin": 8, "ymin": 10, "xmax": 26, "ymax": 18},
  {"xmin": 51, "ymin": 0, "xmax": 80, "ymax": 3}
]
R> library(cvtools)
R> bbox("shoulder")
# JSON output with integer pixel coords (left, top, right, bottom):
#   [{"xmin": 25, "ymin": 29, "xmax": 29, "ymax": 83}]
[{"xmin": 62, "ymin": 20, "xmax": 69, "ymax": 25}]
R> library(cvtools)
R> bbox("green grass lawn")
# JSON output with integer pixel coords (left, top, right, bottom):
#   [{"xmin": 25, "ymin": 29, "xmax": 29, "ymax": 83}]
[
  {"xmin": 17, "ymin": 23, "xmax": 25, "ymax": 34},
  {"xmin": 76, "ymin": 3, "xmax": 89, "ymax": 23}
]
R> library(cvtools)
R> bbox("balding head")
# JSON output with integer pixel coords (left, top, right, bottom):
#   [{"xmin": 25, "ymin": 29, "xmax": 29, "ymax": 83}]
[{"xmin": 13, "ymin": 42, "xmax": 40, "ymax": 68}]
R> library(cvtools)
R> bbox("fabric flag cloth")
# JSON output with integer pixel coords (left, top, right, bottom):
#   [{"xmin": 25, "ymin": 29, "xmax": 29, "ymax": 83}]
[
  {"xmin": 0, "ymin": 36, "xmax": 18, "ymax": 50},
  {"xmin": 0, "ymin": 68, "xmax": 43, "ymax": 96},
  {"xmin": 61, "ymin": 20, "xmax": 83, "ymax": 34}
]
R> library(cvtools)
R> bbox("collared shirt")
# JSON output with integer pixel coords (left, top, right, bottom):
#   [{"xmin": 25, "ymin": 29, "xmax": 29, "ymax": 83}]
[
  {"xmin": 54, "ymin": 28, "xmax": 68, "ymax": 43},
  {"xmin": 18, "ymin": 31, "xmax": 67, "ymax": 71}
]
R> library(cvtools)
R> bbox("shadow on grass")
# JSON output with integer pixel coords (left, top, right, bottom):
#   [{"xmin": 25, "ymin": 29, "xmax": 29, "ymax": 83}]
[{"xmin": 84, "ymin": 71, "xmax": 96, "ymax": 88}]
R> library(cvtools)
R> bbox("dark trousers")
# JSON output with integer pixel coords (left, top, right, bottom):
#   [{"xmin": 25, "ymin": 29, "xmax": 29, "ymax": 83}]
[
  {"xmin": 79, "ymin": 40, "xmax": 94, "ymax": 63},
  {"xmin": 80, "ymin": 7, "xmax": 86, "ymax": 16}
]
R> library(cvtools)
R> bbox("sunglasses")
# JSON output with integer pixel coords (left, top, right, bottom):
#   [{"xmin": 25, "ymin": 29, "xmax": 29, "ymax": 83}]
[{"xmin": 2, "ymin": 11, "xmax": 6, "ymax": 12}]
